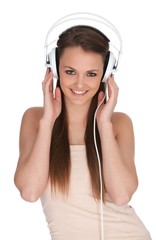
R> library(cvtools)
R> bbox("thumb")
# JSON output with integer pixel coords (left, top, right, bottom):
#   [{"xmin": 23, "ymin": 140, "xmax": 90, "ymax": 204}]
[
  {"xmin": 55, "ymin": 87, "xmax": 62, "ymax": 104},
  {"xmin": 98, "ymin": 91, "xmax": 105, "ymax": 106}
]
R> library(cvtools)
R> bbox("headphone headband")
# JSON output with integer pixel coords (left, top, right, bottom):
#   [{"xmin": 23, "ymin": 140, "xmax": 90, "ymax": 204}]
[
  {"xmin": 44, "ymin": 12, "xmax": 123, "ymax": 91},
  {"xmin": 44, "ymin": 12, "xmax": 122, "ymax": 66}
]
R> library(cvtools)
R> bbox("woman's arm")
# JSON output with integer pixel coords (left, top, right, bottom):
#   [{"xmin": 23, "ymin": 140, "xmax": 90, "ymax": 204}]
[
  {"xmin": 14, "ymin": 108, "xmax": 53, "ymax": 202},
  {"xmin": 97, "ymin": 76, "xmax": 138, "ymax": 206},
  {"xmin": 99, "ymin": 112, "xmax": 138, "ymax": 206},
  {"xmin": 14, "ymin": 69, "xmax": 61, "ymax": 202}
]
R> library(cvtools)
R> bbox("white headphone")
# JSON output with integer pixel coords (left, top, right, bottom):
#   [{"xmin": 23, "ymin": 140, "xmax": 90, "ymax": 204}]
[{"xmin": 44, "ymin": 12, "xmax": 122, "ymax": 84}]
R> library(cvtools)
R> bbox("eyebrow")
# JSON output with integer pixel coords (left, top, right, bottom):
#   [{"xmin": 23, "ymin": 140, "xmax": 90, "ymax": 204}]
[{"xmin": 64, "ymin": 66, "xmax": 99, "ymax": 72}]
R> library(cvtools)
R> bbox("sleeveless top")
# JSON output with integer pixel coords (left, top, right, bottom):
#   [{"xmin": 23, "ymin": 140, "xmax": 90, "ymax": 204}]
[{"xmin": 40, "ymin": 145, "xmax": 151, "ymax": 240}]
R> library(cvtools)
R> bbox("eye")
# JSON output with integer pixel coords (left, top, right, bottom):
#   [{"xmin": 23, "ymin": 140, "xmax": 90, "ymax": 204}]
[
  {"xmin": 65, "ymin": 70, "xmax": 76, "ymax": 75},
  {"xmin": 87, "ymin": 72, "xmax": 97, "ymax": 77}
]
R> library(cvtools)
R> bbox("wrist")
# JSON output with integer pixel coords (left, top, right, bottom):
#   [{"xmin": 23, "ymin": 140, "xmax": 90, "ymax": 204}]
[
  {"xmin": 39, "ymin": 117, "xmax": 55, "ymax": 130},
  {"xmin": 97, "ymin": 120, "xmax": 113, "ymax": 133}
]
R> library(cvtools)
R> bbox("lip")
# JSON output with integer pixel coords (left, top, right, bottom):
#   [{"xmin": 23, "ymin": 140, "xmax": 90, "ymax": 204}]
[{"xmin": 70, "ymin": 89, "xmax": 88, "ymax": 96}]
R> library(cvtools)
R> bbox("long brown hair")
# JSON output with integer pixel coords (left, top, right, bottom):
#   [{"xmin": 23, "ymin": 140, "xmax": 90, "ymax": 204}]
[{"xmin": 49, "ymin": 26, "xmax": 109, "ymax": 200}]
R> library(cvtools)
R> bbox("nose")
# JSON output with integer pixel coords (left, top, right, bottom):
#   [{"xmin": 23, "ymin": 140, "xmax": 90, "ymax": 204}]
[{"xmin": 75, "ymin": 74, "xmax": 84, "ymax": 88}]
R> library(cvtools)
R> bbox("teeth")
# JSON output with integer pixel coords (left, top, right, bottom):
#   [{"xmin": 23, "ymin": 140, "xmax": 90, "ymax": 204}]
[{"xmin": 72, "ymin": 90, "xmax": 87, "ymax": 95}]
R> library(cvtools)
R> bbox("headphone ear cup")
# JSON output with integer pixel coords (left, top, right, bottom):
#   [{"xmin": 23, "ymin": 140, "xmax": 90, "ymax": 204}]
[
  {"xmin": 47, "ymin": 48, "xmax": 59, "ymax": 79},
  {"xmin": 102, "ymin": 51, "xmax": 117, "ymax": 82}
]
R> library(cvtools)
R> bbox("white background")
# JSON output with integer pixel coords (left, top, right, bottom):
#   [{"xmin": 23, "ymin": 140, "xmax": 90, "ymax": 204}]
[{"xmin": 0, "ymin": 0, "xmax": 155, "ymax": 239}]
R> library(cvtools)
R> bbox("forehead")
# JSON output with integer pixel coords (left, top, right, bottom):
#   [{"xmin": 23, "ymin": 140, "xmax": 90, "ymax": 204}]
[{"xmin": 59, "ymin": 46, "xmax": 104, "ymax": 67}]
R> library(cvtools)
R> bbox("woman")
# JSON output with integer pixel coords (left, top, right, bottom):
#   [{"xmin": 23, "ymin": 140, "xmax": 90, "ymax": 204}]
[{"xmin": 14, "ymin": 25, "xmax": 151, "ymax": 239}]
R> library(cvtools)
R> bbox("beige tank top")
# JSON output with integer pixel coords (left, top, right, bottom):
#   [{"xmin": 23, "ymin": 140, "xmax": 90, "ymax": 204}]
[
  {"xmin": 40, "ymin": 145, "xmax": 102, "ymax": 239},
  {"xmin": 40, "ymin": 145, "xmax": 152, "ymax": 240}
]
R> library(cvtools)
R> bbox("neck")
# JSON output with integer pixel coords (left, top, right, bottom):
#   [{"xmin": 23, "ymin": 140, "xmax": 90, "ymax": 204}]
[
  {"xmin": 65, "ymin": 102, "xmax": 90, "ymax": 145},
  {"xmin": 66, "ymin": 102, "xmax": 90, "ymax": 125}
]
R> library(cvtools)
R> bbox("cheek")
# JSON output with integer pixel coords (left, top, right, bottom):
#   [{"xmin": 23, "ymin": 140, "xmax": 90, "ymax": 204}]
[
  {"xmin": 90, "ymin": 79, "xmax": 101, "ymax": 90},
  {"xmin": 59, "ymin": 75, "xmax": 71, "ymax": 94}
]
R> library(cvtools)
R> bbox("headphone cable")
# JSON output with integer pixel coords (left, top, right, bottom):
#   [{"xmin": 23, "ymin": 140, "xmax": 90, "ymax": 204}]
[{"xmin": 93, "ymin": 96, "xmax": 105, "ymax": 240}]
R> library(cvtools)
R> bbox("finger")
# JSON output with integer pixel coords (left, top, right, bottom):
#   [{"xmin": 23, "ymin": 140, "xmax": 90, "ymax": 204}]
[
  {"xmin": 107, "ymin": 76, "xmax": 119, "ymax": 103},
  {"xmin": 98, "ymin": 91, "xmax": 105, "ymax": 106},
  {"xmin": 42, "ymin": 71, "xmax": 53, "ymax": 86},
  {"xmin": 108, "ymin": 75, "xmax": 118, "ymax": 88},
  {"xmin": 42, "ymin": 72, "xmax": 53, "ymax": 94},
  {"xmin": 42, "ymin": 68, "xmax": 50, "ymax": 84},
  {"xmin": 110, "ymin": 74, "xmax": 114, "ymax": 80},
  {"xmin": 107, "ymin": 76, "xmax": 118, "ymax": 91},
  {"xmin": 45, "ymin": 73, "xmax": 53, "ymax": 91},
  {"xmin": 55, "ymin": 87, "xmax": 62, "ymax": 104},
  {"xmin": 42, "ymin": 68, "xmax": 52, "ymax": 85},
  {"xmin": 45, "ymin": 67, "xmax": 51, "ymax": 77}
]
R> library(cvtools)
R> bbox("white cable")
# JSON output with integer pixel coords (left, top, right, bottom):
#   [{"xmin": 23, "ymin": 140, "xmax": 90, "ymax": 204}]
[{"xmin": 93, "ymin": 97, "xmax": 105, "ymax": 240}]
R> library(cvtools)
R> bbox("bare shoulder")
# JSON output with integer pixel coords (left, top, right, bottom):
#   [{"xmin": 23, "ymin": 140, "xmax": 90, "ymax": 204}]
[
  {"xmin": 21, "ymin": 107, "xmax": 43, "ymax": 129},
  {"xmin": 19, "ymin": 107, "xmax": 44, "ymax": 156},
  {"xmin": 111, "ymin": 112, "xmax": 134, "ymax": 137}
]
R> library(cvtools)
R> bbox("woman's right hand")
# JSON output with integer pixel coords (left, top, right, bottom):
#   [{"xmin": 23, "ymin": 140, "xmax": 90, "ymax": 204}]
[{"xmin": 42, "ymin": 68, "xmax": 62, "ymax": 124}]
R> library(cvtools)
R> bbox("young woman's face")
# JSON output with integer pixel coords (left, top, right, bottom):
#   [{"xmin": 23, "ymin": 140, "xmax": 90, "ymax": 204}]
[{"xmin": 59, "ymin": 46, "xmax": 104, "ymax": 107}]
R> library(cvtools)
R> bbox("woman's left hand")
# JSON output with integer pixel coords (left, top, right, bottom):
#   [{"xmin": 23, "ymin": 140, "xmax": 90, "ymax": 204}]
[{"xmin": 97, "ymin": 75, "xmax": 119, "ymax": 124}]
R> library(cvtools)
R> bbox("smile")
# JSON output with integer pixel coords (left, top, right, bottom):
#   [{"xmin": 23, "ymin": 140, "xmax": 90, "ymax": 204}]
[{"xmin": 71, "ymin": 89, "xmax": 88, "ymax": 96}]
